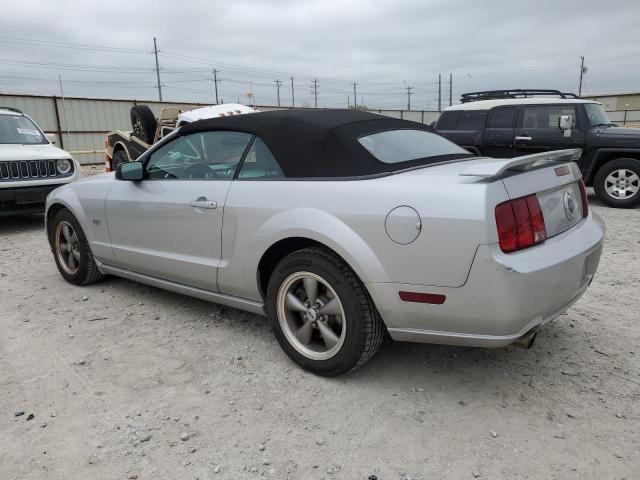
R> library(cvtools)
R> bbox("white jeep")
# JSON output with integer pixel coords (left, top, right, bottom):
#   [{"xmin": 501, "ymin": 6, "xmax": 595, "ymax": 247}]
[{"xmin": 0, "ymin": 107, "xmax": 81, "ymax": 216}]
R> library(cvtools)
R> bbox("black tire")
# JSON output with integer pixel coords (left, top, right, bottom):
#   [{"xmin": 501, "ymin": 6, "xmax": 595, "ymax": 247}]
[
  {"xmin": 111, "ymin": 149, "xmax": 129, "ymax": 171},
  {"xmin": 266, "ymin": 247, "xmax": 385, "ymax": 376},
  {"xmin": 130, "ymin": 105, "xmax": 157, "ymax": 144},
  {"xmin": 593, "ymin": 157, "xmax": 640, "ymax": 208},
  {"xmin": 50, "ymin": 209, "xmax": 104, "ymax": 286}
]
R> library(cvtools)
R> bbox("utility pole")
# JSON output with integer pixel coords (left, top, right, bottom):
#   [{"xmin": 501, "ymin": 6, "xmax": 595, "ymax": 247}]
[
  {"xmin": 353, "ymin": 82, "xmax": 358, "ymax": 109},
  {"xmin": 153, "ymin": 37, "xmax": 162, "ymax": 102},
  {"xmin": 449, "ymin": 73, "xmax": 453, "ymax": 106},
  {"xmin": 312, "ymin": 78, "xmax": 319, "ymax": 108},
  {"xmin": 406, "ymin": 86, "xmax": 413, "ymax": 110},
  {"xmin": 212, "ymin": 69, "xmax": 219, "ymax": 104},
  {"xmin": 274, "ymin": 79, "xmax": 282, "ymax": 107},
  {"xmin": 438, "ymin": 74, "xmax": 442, "ymax": 112},
  {"xmin": 578, "ymin": 56, "xmax": 586, "ymax": 97},
  {"xmin": 58, "ymin": 74, "xmax": 70, "ymax": 136},
  {"xmin": 290, "ymin": 76, "xmax": 295, "ymax": 107}
]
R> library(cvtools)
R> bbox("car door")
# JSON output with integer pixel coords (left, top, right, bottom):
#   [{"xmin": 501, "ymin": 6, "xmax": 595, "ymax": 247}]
[
  {"xmin": 513, "ymin": 105, "xmax": 586, "ymax": 156},
  {"xmin": 481, "ymin": 106, "xmax": 517, "ymax": 158},
  {"xmin": 105, "ymin": 130, "xmax": 253, "ymax": 292}
]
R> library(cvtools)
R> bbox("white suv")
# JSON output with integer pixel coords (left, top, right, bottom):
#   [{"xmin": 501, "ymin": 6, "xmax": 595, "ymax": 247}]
[{"xmin": 0, "ymin": 107, "xmax": 81, "ymax": 216}]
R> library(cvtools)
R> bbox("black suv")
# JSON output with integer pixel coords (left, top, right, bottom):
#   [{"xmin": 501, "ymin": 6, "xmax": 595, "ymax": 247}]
[{"xmin": 434, "ymin": 89, "xmax": 640, "ymax": 208}]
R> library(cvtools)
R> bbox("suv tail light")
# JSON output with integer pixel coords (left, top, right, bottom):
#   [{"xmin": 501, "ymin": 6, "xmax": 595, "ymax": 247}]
[
  {"xmin": 495, "ymin": 194, "xmax": 547, "ymax": 253},
  {"xmin": 578, "ymin": 178, "xmax": 589, "ymax": 218}
]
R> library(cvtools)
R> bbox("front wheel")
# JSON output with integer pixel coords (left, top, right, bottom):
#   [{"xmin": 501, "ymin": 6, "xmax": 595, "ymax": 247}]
[
  {"xmin": 50, "ymin": 209, "xmax": 104, "ymax": 286},
  {"xmin": 593, "ymin": 158, "xmax": 640, "ymax": 208},
  {"xmin": 266, "ymin": 247, "xmax": 385, "ymax": 376}
]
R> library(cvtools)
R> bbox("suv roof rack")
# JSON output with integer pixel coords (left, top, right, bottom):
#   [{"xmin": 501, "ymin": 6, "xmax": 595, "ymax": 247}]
[
  {"xmin": 0, "ymin": 106, "xmax": 24, "ymax": 114},
  {"xmin": 460, "ymin": 89, "xmax": 579, "ymax": 103}
]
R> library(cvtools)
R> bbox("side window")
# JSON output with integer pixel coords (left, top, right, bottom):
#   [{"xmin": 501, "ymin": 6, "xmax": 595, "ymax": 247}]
[
  {"xmin": 238, "ymin": 138, "xmax": 284, "ymax": 179},
  {"xmin": 146, "ymin": 131, "xmax": 252, "ymax": 180},
  {"xmin": 436, "ymin": 111, "xmax": 462, "ymax": 129},
  {"xmin": 521, "ymin": 106, "xmax": 577, "ymax": 129},
  {"xmin": 457, "ymin": 111, "xmax": 487, "ymax": 130},
  {"xmin": 487, "ymin": 107, "xmax": 516, "ymax": 128}
]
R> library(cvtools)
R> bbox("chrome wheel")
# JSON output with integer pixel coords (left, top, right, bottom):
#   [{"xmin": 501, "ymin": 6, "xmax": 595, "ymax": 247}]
[
  {"xmin": 605, "ymin": 169, "xmax": 639, "ymax": 199},
  {"xmin": 276, "ymin": 271, "xmax": 346, "ymax": 360},
  {"xmin": 54, "ymin": 220, "xmax": 81, "ymax": 275}
]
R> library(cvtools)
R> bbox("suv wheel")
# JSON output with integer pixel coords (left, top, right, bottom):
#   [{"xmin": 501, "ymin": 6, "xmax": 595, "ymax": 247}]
[
  {"xmin": 50, "ymin": 209, "xmax": 104, "ymax": 285},
  {"xmin": 593, "ymin": 158, "xmax": 640, "ymax": 208},
  {"xmin": 266, "ymin": 247, "xmax": 385, "ymax": 376}
]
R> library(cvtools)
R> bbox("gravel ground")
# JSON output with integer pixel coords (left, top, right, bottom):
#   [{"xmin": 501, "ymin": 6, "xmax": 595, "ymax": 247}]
[{"xmin": 0, "ymin": 181, "xmax": 638, "ymax": 480}]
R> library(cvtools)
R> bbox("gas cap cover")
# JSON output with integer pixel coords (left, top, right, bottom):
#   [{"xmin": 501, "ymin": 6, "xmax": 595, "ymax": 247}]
[{"xmin": 385, "ymin": 206, "xmax": 421, "ymax": 244}]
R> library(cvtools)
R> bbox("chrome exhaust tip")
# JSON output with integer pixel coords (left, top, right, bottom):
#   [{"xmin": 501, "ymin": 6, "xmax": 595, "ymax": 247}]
[{"xmin": 512, "ymin": 329, "xmax": 537, "ymax": 349}]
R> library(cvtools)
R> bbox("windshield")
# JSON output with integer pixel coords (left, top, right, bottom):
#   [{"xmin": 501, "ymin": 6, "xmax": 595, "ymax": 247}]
[
  {"xmin": 358, "ymin": 129, "xmax": 469, "ymax": 163},
  {"xmin": 584, "ymin": 103, "xmax": 613, "ymax": 127},
  {"xmin": 0, "ymin": 114, "xmax": 47, "ymax": 145}
]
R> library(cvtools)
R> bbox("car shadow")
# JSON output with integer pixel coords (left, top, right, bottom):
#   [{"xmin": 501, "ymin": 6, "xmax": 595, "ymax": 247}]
[{"xmin": 0, "ymin": 214, "xmax": 45, "ymax": 235}]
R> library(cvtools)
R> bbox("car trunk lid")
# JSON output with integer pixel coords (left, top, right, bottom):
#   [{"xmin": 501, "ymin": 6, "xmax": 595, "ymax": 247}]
[{"xmin": 460, "ymin": 149, "xmax": 586, "ymax": 238}]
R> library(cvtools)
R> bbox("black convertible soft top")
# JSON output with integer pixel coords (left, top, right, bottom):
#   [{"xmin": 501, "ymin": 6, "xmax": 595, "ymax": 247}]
[{"xmin": 180, "ymin": 109, "xmax": 469, "ymax": 178}]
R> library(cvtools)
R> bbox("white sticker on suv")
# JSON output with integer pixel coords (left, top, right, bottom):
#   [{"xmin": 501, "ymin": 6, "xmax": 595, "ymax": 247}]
[{"xmin": 17, "ymin": 128, "xmax": 42, "ymax": 136}]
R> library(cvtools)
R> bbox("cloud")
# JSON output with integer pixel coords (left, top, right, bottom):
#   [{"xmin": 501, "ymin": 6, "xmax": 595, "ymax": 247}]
[{"xmin": 0, "ymin": 0, "xmax": 638, "ymax": 108}]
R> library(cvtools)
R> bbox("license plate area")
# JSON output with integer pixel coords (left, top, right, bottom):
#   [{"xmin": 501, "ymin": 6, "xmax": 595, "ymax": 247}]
[{"xmin": 15, "ymin": 188, "xmax": 46, "ymax": 205}]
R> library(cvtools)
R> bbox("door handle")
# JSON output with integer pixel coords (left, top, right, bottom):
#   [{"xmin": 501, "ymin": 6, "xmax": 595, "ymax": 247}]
[
  {"xmin": 189, "ymin": 197, "xmax": 217, "ymax": 209},
  {"xmin": 515, "ymin": 136, "xmax": 532, "ymax": 141}
]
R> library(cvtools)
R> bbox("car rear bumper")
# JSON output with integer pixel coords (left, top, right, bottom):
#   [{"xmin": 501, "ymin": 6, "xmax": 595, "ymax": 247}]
[
  {"xmin": 367, "ymin": 212, "xmax": 605, "ymax": 347},
  {"xmin": 0, "ymin": 184, "xmax": 66, "ymax": 216}
]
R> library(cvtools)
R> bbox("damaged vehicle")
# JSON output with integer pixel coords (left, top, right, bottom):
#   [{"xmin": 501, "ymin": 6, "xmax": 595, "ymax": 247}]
[{"xmin": 46, "ymin": 109, "xmax": 605, "ymax": 376}]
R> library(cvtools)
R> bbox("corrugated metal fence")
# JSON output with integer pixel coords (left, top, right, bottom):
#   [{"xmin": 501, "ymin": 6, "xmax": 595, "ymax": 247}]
[{"xmin": 1, "ymin": 93, "xmax": 638, "ymax": 164}]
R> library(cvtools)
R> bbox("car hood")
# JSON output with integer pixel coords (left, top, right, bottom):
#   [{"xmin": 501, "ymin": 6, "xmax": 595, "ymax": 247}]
[
  {"xmin": 0, "ymin": 143, "xmax": 72, "ymax": 161},
  {"xmin": 591, "ymin": 126, "xmax": 640, "ymax": 137},
  {"xmin": 591, "ymin": 126, "xmax": 640, "ymax": 148}
]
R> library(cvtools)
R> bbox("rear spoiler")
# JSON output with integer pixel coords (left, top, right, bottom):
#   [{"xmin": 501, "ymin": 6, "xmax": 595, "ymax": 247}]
[{"xmin": 460, "ymin": 149, "xmax": 582, "ymax": 179}]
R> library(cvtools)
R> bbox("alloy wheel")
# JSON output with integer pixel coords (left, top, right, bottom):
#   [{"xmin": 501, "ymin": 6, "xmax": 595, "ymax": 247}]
[
  {"xmin": 54, "ymin": 220, "xmax": 81, "ymax": 275},
  {"xmin": 276, "ymin": 271, "xmax": 346, "ymax": 360},
  {"xmin": 604, "ymin": 168, "xmax": 639, "ymax": 199}
]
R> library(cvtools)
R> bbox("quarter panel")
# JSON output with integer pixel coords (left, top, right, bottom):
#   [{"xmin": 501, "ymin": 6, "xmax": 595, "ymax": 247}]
[{"xmin": 219, "ymin": 172, "xmax": 508, "ymax": 301}]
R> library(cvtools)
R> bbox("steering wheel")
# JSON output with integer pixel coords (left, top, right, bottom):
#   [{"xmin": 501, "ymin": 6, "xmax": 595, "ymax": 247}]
[{"xmin": 183, "ymin": 163, "xmax": 214, "ymax": 179}]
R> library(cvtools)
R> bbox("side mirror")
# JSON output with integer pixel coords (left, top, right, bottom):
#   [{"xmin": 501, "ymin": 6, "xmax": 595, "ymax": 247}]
[
  {"xmin": 116, "ymin": 161, "xmax": 144, "ymax": 181},
  {"xmin": 45, "ymin": 133, "xmax": 57, "ymax": 144},
  {"xmin": 559, "ymin": 115, "xmax": 573, "ymax": 130}
]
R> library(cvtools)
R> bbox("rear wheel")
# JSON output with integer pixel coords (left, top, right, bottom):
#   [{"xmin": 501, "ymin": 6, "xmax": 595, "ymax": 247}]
[
  {"xmin": 50, "ymin": 209, "xmax": 104, "ymax": 285},
  {"xmin": 266, "ymin": 247, "xmax": 385, "ymax": 376},
  {"xmin": 593, "ymin": 158, "xmax": 640, "ymax": 208},
  {"xmin": 130, "ymin": 105, "xmax": 157, "ymax": 144}
]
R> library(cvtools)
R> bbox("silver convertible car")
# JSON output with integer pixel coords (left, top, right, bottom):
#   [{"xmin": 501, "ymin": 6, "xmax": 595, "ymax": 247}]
[{"xmin": 46, "ymin": 110, "xmax": 605, "ymax": 376}]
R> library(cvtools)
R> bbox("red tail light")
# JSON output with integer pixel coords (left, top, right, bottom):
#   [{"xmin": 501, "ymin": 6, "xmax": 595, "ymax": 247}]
[
  {"xmin": 578, "ymin": 178, "xmax": 589, "ymax": 218},
  {"xmin": 495, "ymin": 194, "xmax": 547, "ymax": 253}
]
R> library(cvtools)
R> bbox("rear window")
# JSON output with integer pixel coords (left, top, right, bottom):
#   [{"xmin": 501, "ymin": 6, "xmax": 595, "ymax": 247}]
[
  {"xmin": 487, "ymin": 107, "xmax": 516, "ymax": 128},
  {"xmin": 436, "ymin": 111, "xmax": 462, "ymax": 129},
  {"xmin": 0, "ymin": 114, "xmax": 47, "ymax": 145},
  {"xmin": 457, "ymin": 111, "xmax": 487, "ymax": 130},
  {"xmin": 358, "ymin": 129, "xmax": 469, "ymax": 164}
]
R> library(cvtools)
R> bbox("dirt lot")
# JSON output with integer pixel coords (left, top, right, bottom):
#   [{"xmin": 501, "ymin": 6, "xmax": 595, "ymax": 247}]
[{"xmin": 0, "ymin": 185, "xmax": 638, "ymax": 480}]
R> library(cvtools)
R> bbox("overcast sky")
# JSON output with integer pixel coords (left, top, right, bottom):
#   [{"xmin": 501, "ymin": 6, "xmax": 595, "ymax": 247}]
[{"xmin": 0, "ymin": 0, "xmax": 639, "ymax": 109}]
